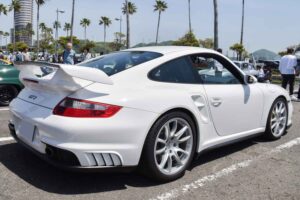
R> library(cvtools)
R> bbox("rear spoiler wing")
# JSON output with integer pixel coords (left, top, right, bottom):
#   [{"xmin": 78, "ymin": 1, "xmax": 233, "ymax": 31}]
[{"xmin": 14, "ymin": 61, "xmax": 113, "ymax": 85}]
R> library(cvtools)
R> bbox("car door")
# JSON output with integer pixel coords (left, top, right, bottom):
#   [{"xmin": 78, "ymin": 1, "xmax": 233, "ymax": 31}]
[{"xmin": 187, "ymin": 53, "xmax": 264, "ymax": 136}]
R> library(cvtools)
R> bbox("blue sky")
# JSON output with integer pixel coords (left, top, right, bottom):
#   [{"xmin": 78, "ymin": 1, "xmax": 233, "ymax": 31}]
[{"xmin": 0, "ymin": 0, "xmax": 299, "ymax": 54}]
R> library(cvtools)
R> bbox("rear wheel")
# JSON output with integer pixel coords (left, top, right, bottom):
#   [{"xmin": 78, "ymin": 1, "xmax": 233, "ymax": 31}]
[
  {"xmin": 0, "ymin": 85, "xmax": 19, "ymax": 106},
  {"xmin": 265, "ymin": 98, "xmax": 288, "ymax": 140},
  {"xmin": 140, "ymin": 111, "xmax": 196, "ymax": 182}
]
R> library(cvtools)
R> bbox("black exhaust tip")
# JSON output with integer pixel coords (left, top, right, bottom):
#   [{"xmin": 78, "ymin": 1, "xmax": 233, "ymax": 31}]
[
  {"xmin": 44, "ymin": 144, "xmax": 80, "ymax": 166},
  {"xmin": 45, "ymin": 146, "xmax": 55, "ymax": 158}
]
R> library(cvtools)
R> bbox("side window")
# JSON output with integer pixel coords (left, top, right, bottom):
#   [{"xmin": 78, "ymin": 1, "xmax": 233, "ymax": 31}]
[
  {"xmin": 149, "ymin": 57, "xmax": 197, "ymax": 84},
  {"xmin": 189, "ymin": 54, "xmax": 241, "ymax": 84}
]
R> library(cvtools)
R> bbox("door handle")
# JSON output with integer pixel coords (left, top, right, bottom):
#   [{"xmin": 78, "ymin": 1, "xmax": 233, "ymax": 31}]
[{"xmin": 211, "ymin": 98, "xmax": 222, "ymax": 107}]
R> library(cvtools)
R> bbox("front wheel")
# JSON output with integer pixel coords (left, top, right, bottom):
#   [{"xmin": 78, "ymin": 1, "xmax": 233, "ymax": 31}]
[
  {"xmin": 140, "ymin": 112, "xmax": 196, "ymax": 182},
  {"xmin": 265, "ymin": 97, "xmax": 288, "ymax": 140}
]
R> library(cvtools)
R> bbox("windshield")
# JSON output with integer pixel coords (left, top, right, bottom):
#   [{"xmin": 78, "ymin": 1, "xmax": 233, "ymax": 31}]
[{"xmin": 78, "ymin": 51, "xmax": 163, "ymax": 76}]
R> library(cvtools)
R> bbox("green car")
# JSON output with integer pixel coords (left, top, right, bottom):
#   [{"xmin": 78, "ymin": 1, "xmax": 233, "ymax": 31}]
[{"xmin": 0, "ymin": 59, "xmax": 23, "ymax": 106}]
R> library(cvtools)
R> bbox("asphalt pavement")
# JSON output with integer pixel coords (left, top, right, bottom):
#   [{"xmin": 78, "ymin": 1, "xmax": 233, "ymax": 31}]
[{"xmin": 0, "ymin": 103, "xmax": 299, "ymax": 200}]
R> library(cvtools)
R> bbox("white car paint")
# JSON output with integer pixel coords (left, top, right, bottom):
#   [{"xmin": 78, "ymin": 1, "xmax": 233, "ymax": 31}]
[{"xmin": 9, "ymin": 46, "xmax": 293, "ymax": 169}]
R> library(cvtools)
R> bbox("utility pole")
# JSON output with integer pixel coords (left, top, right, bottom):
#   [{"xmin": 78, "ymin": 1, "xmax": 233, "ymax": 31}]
[
  {"xmin": 115, "ymin": 16, "xmax": 122, "ymax": 47},
  {"xmin": 70, "ymin": 0, "xmax": 75, "ymax": 43},
  {"xmin": 240, "ymin": 0, "xmax": 245, "ymax": 61},
  {"xmin": 55, "ymin": 8, "xmax": 65, "ymax": 60},
  {"xmin": 125, "ymin": 0, "xmax": 130, "ymax": 49}
]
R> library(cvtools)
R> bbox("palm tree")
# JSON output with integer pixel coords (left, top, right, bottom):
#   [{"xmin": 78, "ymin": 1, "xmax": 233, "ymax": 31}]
[
  {"xmin": 0, "ymin": 4, "xmax": 8, "ymax": 46},
  {"xmin": 240, "ymin": 0, "xmax": 245, "ymax": 46},
  {"xmin": 99, "ymin": 16, "xmax": 112, "ymax": 53},
  {"xmin": 53, "ymin": 20, "xmax": 61, "ymax": 43},
  {"xmin": 39, "ymin": 22, "xmax": 47, "ymax": 42},
  {"xmin": 80, "ymin": 18, "xmax": 91, "ymax": 42},
  {"xmin": 0, "ymin": 4, "xmax": 8, "ymax": 15},
  {"xmin": 188, "ymin": 0, "xmax": 192, "ymax": 33},
  {"xmin": 213, "ymin": 0, "xmax": 219, "ymax": 50},
  {"xmin": 39, "ymin": 22, "xmax": 46, "ymax": 37},
  {"xmin": 35, "ymin": 0, "xmax": 47, "ymax": 54},
  {"xmin": 63, "ymin": 23, "xmax": 71, "ymax": 37},
  {"xmin": 39, "ymin": 22, "xmax": 47, "ymax": 31},
  {"xmin": 70, "ymin": 0, "xmax": 75, "ymax": 43},
  {"xmin": 154, "ymin": 0, "xmax": 168, "ymax": 45},
  {"xmin": 25, "ymin": 23, "xmax": 34, "ymax": 41},
  {"xmin": 53, "ymin": 21, "xmax": 61, "ymax": 30},
  {"xmin": 122, "ymin": 1, "xmax": 137, "ymax": 49},
  {"xmin": 9, "ymin": 0, "xmax": 21, "ymax": 51}
]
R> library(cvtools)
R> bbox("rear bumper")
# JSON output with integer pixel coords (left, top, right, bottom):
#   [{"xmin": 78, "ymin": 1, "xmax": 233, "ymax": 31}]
[
  {"xmin": 9, "ymin": 123, "xmax": 135, "ymax": 172},
  {"xmin": 9, "ymin": 97, "xmax": 159, "ymax": 170}
]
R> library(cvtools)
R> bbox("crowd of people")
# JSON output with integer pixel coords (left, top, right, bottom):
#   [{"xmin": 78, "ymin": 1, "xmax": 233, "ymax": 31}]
[
  {"xmin": 0, "ymin": 47, "xmax": 31, "ymax": 62},
  {"xmin": 0, "ymin": 42, "xmax": 92, "ymax": 64}
]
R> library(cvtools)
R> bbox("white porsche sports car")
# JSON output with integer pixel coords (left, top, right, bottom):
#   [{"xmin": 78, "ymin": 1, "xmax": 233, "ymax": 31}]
[{"xmin": 9, "ymin": 46, "xmax": 293, "ymax": 182}]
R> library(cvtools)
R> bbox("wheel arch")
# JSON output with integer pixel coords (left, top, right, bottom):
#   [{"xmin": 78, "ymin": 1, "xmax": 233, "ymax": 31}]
[
  {"xmin": 264, "ymin": 95, "xmax": 289, "ymax": 140},
  {"xmin": 164, "ymin": 107, "xmax": 200, "ymax": 154},
  {"xmin": 139, "ymin": 107, "xmax": 200, "ymax": 164},
  {"xmin": 264, "ymin": 95, "xmax": 289, "ymax": 127},
  {"xmin": 275, "ymin": 95, "xmax": 289, "ymax": 117}
]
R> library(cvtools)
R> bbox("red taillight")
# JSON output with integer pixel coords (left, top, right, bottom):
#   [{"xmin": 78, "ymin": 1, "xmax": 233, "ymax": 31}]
[{"xmin": 53, "ymin": 97, "xmax": 122, "ymax": 118}]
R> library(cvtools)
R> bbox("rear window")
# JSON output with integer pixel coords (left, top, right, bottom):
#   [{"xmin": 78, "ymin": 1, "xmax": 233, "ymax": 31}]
[{"xmin": 78, "ymin": 51, "xmax": 162, "ymax": 76}]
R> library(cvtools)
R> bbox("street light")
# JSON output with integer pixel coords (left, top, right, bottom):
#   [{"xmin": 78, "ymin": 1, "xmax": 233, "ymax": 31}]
[
  {"xmin": 115, "ymin": 16, "xmax": 122, "ymax": 47},
  {"xmin": 55, "ymin": 8, "xmax": 65, "ymax": 60}
]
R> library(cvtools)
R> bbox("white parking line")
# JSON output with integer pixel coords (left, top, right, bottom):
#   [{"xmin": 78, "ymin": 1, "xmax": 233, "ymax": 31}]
[
  {"xmin": 150, "ymin": 137, "xmax": 300, "ymax": 200},
  {"xmin": 0, "ymin": 107, "xmax": 9, "ymax": 111},
  {"xmin": 0, "ymin": 137, "xmax": 14, "ymax": 142}
]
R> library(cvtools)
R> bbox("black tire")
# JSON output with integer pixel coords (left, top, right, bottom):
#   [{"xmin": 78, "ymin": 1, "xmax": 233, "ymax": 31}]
[
  {"xmin": 0, "ymin": 85, "xmax": 19, "ymax": 106},
  {"xmin": 265, "ymin": 97, "xmax": 288, "ymax": 140},
  {"xmin": 140, "ymin": 111, "xmax": 197, "ymax": 182}
]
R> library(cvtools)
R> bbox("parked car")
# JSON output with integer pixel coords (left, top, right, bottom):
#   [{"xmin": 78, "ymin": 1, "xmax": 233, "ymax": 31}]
[
  {"xmin": 233, "ymin": 61, "xmax": 258, "ymax": 77},
  {"xmin": 74, "ymin": 53, "xmax": 83, "ymax": 64},
  {"xmin": 9, "ymin": 47, "xmax": 293, "ymax": 182},
  {"xmin": 257, "ymin": 60, "xmax": 280, "ymax": 69},
  {"xmin": 0, "ymin": 60, "xmax": 23, "ymax": 106}
]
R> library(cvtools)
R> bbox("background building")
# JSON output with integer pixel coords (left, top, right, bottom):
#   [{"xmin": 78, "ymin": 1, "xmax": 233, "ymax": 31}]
[
  {"xmin": 14, "ymin": 0, "xmax": 34, "ymax": 46},
  {"xmin": 10, "ymin": 28, "xmax": 14, "ymax": 44}
]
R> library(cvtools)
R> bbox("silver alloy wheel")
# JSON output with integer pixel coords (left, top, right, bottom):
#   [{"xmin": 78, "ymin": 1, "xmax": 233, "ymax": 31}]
[
  {"xmin": 154, "ymin": 118, "xmax": 193, "ymax": 175},
  {"xmin": 270, "ymin": 100, "xmax": 287, "ymax": 137}
]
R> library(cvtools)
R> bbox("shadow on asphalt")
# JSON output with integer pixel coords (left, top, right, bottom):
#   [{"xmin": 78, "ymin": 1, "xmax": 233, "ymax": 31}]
[{"xmin": 0, "ymin": 136, "xmax": 271, "ymax": 195}]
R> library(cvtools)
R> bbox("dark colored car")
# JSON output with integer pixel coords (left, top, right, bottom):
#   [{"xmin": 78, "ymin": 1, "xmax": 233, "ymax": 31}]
[
  {"xmin": 0, "ymin": 60, "xmax": 23, "ymax": 106},
  {"xmin": 258, "ymin": 60, "xmax": 279, "ymax": 69}
]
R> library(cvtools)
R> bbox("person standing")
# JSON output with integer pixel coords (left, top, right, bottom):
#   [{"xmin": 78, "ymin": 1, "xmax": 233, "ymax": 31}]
[
  {"xmin": 295, "ymin": 63, "xmax": 300, "ymax": 101},
  {"xmin": 81, "ymin": 48, "xmax": 92, "ymax": 62},
  {"xmin": 279, "ymin": 48, "xmax": 298, "ymax": 100},
  {"xmin": 22, "ymin": 48, "xmax": 31, "ymax": 61},
  {"xmin": 62, "ymin": 42, "xmax": 76, "ymax": 65},
  {"xmin": 16, "ymin": 51, "xmax": 23, "ymax": 62},
  {"xmin": 257, "ymin": 65, "xmax": 265, "ymax": 82}
]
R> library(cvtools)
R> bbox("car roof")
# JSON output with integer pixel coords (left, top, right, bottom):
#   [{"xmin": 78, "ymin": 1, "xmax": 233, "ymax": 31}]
[{"xmin": 123, "ymin": 46, "xmax": 216, "ymax": 55}]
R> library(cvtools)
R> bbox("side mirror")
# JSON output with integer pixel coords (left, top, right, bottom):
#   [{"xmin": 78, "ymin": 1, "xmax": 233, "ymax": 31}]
[{"xmin": 244, "ymin": 75, "xmax": 257, "ymax": 84}]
